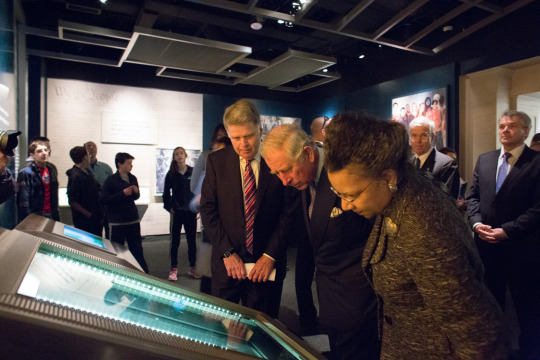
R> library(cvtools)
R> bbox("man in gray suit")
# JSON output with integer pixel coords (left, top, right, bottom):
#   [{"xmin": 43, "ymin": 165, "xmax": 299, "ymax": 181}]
[
  {"xmin": 468, "ymin": 110, "xmax": 540, "ymax": 359},
  {"xmin": 409, "ymin": 116, "xmax": 460, "ymax": 198},
  {"xmin": 262, "ymin": 124, "xmax": 379, "ymax": 360}
]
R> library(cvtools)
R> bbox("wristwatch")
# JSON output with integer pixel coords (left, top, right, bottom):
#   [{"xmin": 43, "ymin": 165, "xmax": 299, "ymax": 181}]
[{"xmin": 223, "ymin": 248, "xmax": 235, "ymax": 259}]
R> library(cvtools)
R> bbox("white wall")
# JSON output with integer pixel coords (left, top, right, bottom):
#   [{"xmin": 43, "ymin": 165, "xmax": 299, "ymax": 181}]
[{"xmin": 46, "ymin": 78, "xmax": 203, "ymax": 235}]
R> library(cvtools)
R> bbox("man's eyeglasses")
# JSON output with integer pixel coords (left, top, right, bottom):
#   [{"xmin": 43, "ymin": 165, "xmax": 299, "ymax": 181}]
[
  {"xmin": 410, "ymin": 133, "xmax": 430, "ymax": 141},
  {"xmin": 322, "ymin": 116, "xmax": 330, "ymax": 130},
  {"xmin": 330, "ymin": 178, "xmax": 376, "ymax": 204}
]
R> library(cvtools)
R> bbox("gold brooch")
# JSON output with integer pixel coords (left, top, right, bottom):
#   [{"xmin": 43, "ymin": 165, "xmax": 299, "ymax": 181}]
[
  {"xmin": 330, "ymin": 207, "xmax": 343, "ymax": 218},
  {"xmin": 384, "ymin": 217, "xmax": 398, "ymax": 235}
]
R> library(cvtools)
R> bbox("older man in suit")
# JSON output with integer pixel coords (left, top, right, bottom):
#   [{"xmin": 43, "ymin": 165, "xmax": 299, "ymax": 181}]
[
  {"xmin": 468, "ymin": 110, "xmax": 540, "ymax": 359},
  {"xmin": 262, "ymin": 124, "xmax": 379, "ymax": 360},
  {"xmin": 200, "ymin": 99, "xmax": 296, "ymax": 319},
  {"xmin": 409, "ymin": 116, "xmax": 460, "ymax": 198}
]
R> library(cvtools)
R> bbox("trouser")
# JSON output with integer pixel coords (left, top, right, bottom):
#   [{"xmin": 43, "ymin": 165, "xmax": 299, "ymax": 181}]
[
  {"xmin": 295, "ymin": 235, "xmax": 317, "ymax": 327},
  {"xmin": 478, "ymin": 242, "xmax": 540, "ymax": 359},
  {"xmin": 169, "ymin": 210, "xmax": 197, "ymax": 268},
  {"xmin": 110, "ymin": 222, "xmax": 149, "ymax": 274},
  {"xmin": 328, "ymin": 327, "xmax": 380, "ymax": 360}
]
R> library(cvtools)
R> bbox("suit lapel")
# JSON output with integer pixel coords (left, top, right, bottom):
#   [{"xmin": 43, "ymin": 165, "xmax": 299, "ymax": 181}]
[
  {"xmin": 310, "ymin": 170, "xmax": 337, "ymax": 250},
  {"xmin": 483, "ymin": 150, "xmax": 499, "ymax": 197},
  {"xmin": 497, "ymin": 146, "xmax": 533, "ymax": 196},
  {"xmin": 224, "ymin": 147, "xmax": 245, "ymax": 218},
  {"xmin": 255, "ymin": 157, "xmax": 271, "ymax": 216},
  {"xmin": 301, "ymin": 189, "xmax": 311, "ymax": 236}
]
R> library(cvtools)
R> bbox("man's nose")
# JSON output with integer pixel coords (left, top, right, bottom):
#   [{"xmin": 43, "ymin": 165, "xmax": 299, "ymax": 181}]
[
  {"xmin": 278, "ymin": 174, "xmax": 291, "ymax": 186},
  {"xmin": 341, "ymin": 199, "xmax": 354, "ymax": 211}
]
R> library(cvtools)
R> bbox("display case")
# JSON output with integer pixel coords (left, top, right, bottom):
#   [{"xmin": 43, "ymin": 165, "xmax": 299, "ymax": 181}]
[
  {"xmin": 0, "ymin": 221, "xmax": 325, "ymax": 360},
  {"xmin": 15, "ymin": 214, "xmax": 144, "ymax": 272}
]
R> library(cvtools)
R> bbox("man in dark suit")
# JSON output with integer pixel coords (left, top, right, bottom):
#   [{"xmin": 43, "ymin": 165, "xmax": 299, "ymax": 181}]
[
  {"xmin": 409, "ymin": 116, "xmax": 460, "ymax": 198},
  {"xmin": 200, "ymin": 99, "xmax": 295, "ymax": 319},
  {"xmin": 262, "ymin": 124, "xmax": 379, "ymax": 360},
  {"xmin": 468, "ymin": 110, "xmax": 540, "ymax": 359}
]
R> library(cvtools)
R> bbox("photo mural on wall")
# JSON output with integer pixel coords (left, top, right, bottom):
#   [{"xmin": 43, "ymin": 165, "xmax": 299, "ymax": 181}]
[
  {"xmin": 261, "ymin": 115, "xmax": 302, "ymax": 138},
  {"xmin": 155, "ymin": 148, "xmax": 201, "ymax": 194},
  {"xmin": 392, "ymin": 87, "xmax": 448, "ymax": 149}
]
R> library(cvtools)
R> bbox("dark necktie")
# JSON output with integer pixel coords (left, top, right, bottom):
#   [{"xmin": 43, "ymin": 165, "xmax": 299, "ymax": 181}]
[
  {"xmin": 495, "ymin": 152, "xmax": 511, "ymax": 194},
  {"xmin": 414, "ymin": 157, "xmax": 421, "ymax": 168},
  {"xmin": 244, "ymin": 160, "xmax": 256, "ymax": 254}
]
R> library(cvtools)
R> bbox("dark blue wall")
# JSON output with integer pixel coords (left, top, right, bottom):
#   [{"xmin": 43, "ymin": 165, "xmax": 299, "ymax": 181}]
[
  {"xmin": 203, "ymin": 63, "xmax": 458, "ymax": 151},
  {"xmin": 303, "ymin": 63, "xmax": 459, "ymax": 150},
  {"xmin": 202, "ymin": 95, "xmax": 308, "ymax": 150}
]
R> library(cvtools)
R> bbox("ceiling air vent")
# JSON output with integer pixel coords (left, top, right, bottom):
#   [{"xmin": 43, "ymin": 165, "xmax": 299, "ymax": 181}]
[{"xmin": 65, "ymin": 3, "xmax": 102, "ymax": 15}]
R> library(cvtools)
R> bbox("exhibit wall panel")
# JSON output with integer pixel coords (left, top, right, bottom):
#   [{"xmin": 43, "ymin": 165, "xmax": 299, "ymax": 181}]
[{"xmin": 46, "ymin": 78, "xmax": 203, "ymax": 235}]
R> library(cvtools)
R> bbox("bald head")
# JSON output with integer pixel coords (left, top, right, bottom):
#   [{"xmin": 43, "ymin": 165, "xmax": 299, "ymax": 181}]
[{"xmin": 311, "ymin": 116, "xmax": 330, "ymax": 142}]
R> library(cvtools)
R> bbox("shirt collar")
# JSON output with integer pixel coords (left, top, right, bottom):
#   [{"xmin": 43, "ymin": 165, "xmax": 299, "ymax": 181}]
[
  {"xmin": 416, "ymin": 147, "xmax": 434, "ymax": 165},
  {"xmin": 501, "ymin": 143, "xmax": 525, "ymax": 161},
  {"xmin": 240, "ymin": 150, "xmax": 261, "ymax": 164}
]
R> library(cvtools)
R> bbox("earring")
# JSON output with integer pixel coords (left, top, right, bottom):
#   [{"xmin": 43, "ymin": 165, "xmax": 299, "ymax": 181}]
[{"xmin": 388, "ymin": 183, "xmax": 398, "ymax": 193}]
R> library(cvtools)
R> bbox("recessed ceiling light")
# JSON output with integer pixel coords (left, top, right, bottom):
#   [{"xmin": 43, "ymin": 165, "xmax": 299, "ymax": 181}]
[{"xmin": 359, "ymin": 54, "xmax": 365, "ymax": 59}]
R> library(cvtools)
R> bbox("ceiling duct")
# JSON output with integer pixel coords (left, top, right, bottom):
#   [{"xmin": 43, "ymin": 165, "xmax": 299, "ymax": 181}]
[{"xmin": 65, "ymin": 3, "xmax": 102, "ymax": 15}]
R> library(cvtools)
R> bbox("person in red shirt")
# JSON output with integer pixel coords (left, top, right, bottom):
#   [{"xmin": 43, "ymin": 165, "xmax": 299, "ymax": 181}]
[{"xmin": 17, "ymin": 140, "xmax": 59, "ymax": 222}]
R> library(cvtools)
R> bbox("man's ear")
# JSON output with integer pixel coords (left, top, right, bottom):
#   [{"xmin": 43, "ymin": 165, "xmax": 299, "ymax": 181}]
[{"xmin": 304, "ymin": 145, "xmax": 315, "ymax": 162}]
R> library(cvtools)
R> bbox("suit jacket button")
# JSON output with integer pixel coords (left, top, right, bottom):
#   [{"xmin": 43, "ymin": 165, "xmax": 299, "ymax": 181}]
[{"xmin": 384, "ymin": 315, "xmax": 392, "ymax": 325}]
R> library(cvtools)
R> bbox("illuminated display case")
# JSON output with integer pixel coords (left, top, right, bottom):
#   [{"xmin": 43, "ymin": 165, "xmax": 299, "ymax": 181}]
[
  {"xmin": 0, "ymin": 220, "xmax": 325, "ymax": 360},
  {"xmin": 15, "ymin": 214, "xmax": 145, "ymax": 272}
]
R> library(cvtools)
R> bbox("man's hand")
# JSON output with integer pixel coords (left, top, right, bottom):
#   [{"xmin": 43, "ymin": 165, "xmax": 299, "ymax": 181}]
[
  {"xmin": 248, "ymin": 255, "xmax": 275, "ymax": 283},
  {"xmin": 223, "ymin": 253, "xmax": 247, "ymax": 279},
  {"xmin": 475, "ymin": 223, "xmax": 508, "ymax": 243}
]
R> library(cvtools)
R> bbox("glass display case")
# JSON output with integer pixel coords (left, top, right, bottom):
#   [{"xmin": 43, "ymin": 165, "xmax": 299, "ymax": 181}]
[{"xmin": 0, "ymin": 222, "xmax": 325, "ymax": 360}]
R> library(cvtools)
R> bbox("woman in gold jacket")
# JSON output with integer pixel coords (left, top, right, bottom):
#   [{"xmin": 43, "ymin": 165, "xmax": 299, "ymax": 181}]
[{"xmin": 323, "ymin": 111, "xmax": 509, "ymax": 360}]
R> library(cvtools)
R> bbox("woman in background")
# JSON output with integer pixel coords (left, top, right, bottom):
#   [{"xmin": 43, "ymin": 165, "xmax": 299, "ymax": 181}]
[
  {"xmin": 163, "ymin": 147, "xmax": 199, "ymax": 281},
  {"xmin": 323, "ymin": 111, "xmax": 509, "ymax": 360}
]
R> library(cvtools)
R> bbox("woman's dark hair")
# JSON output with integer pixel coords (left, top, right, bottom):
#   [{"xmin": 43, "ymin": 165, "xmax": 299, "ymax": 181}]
[
  {"xmin": 324, "ymin": 111, "xmax": 410, "ymax": 179},
  {"xmin": 168, "ymin": 147, "xmax": 186, "ymax": 173},
  {"xmin": 213, "ymin": 136, "xmax": 232, "ymax": 149},
  {"xmin": 209, "ymin": 124, "xmax": 227, "ymax": 150},
  {"xmin": 438, "ymin": 147, "xmax": 456, "ymax": 157}
]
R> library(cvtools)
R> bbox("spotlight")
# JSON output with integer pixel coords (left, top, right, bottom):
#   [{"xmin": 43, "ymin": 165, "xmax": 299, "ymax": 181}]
[
  {"xmin": 99, "ymin": 0, "xmax": 107, "ymax": 3},
  {"xmin": 358, "ymin": 54, "xmax": 365, "ymax": 59},
  {"xmin": 277, "ymin": 19, "xmax": 285, "ymax": 24},
  {"xmin": 250, "ymin": 16, "xmax": 264, "ymax": 30},
  {"xmin": 322, "ymin": 68, "xmax": 328, "ymax": 73}
]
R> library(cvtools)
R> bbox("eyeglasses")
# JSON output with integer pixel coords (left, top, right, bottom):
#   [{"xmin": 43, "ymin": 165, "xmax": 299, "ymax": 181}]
[
  {"xmin": 410, "ymin": 133, "xmax": 430, "ymax": 141},
  {"xmin": 322, "ymin": 116, "xmax": 330, "ymax": 130},
  {"xmin": 330, "ymin": 178, "xmax": 376, "ymax": 204}
]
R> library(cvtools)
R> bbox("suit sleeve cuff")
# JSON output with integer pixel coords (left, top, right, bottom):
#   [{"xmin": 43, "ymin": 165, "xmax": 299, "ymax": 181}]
[{"xmin": 263, "ymin": 253, "xmax": 275, "ymax": 262}]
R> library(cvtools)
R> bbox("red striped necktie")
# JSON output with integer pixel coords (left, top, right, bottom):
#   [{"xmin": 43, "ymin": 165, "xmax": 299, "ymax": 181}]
[{"xmin": 244, "ymin": 159, "xmax": 256, "ymax": 254}]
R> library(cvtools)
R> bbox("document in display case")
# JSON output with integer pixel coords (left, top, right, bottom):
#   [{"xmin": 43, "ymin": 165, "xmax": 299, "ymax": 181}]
[{"xmin": 0, "ymin": 227, "xmax": 325, "ymax": 360}]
